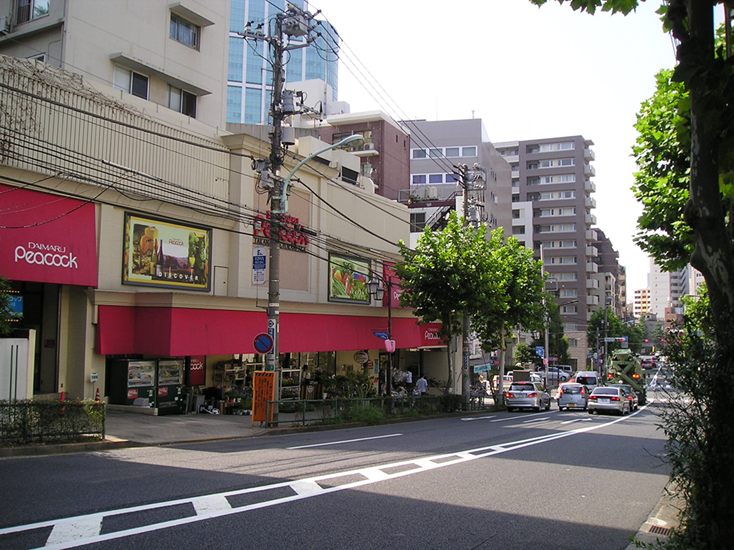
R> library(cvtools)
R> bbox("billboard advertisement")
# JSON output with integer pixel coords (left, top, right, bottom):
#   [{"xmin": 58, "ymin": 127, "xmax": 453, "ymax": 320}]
[
  {"xmin": 328, "ymin": 253, "xmax": 370, "ymax": 304},
  {"xmin": 122, "ymin": 213, "xmax": 211, "ymax": 291}
]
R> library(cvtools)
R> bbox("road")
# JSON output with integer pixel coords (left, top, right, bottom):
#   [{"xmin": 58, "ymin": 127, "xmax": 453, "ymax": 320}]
[{"xmin": 0, "ymin": 397, "xmax": 670, "ymax": 550}]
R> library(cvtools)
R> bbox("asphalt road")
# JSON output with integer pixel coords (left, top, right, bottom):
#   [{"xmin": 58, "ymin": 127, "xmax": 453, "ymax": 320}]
[{"xmin": 0, "ymin": 398, "xmax": 670, "ymax": 550}]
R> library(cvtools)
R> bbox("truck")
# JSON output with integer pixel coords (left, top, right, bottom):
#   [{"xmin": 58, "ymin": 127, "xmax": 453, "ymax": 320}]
[{"xmin": 605, "ymin": 348, "xmax": 647, "ymax": 405}]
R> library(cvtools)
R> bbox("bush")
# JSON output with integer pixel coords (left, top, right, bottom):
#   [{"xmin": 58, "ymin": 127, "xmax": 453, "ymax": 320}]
[
  {"xmin": 0, "ymin": 399, "xmax": 105, "ymax": 445},
  {"xmin": 439, "ymin": 393, "xmax": 464, "ymax": 413},
  {"xmin": 347, "ymin": 406, "xmax": 385, "ymax": 425}
]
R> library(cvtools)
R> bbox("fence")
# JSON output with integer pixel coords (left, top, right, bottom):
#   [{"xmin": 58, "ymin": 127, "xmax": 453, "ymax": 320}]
[
  {"xmin": 0, "ymin": 400, "xmax": 106, "ymax": 445},
  {"xmin": 265, "ymin": 393, "xmax": 479, "ymax": 428}
]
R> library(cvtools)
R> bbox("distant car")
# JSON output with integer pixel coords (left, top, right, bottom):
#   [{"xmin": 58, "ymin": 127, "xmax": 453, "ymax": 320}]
[
  {"xmin": 536, "ymin": 366, "xmax": 570, "ymax": 384},
  {"xmin": 574, "ymin": 371, "xmax": 600, "ymax": 392},
  {"xmin": 588, "ymin": 387, "xmax": 631, "ymax": 415},
  {"xmin": 608, "ymin": 383, "xmax": 639, "ymax": 411},
  {"xmin": 557, "ymin": 382, "xmax": 589, "ymax": 411},
  {"xmin": 505, "ymin": 382, "xmax": 551, "ymax": 412}
]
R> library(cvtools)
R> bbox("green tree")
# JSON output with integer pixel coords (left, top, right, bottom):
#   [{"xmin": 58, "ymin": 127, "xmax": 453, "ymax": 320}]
[
  {"xmin": 471, "ymin": 230, "xmax": 547, "ymax": 395},
  {"xmin": 397, "ymin": 212, "xmax": 496, "ymax": 393},
  {"xmin": 529, "ymin": 2, "xmax": 734, "ymax": 547},
  {"xmin": 514, "ymin": 342, "xmax": 535, "ymax": 365}
]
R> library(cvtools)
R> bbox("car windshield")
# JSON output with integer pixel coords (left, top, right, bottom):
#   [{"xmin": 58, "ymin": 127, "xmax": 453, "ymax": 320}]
[
  {"xmin": 509, "ymin": 384, "xmax": 533, "ymax": 391},
  {"xmin": 561, "ymin": 384, "xmax": 582, "ymax": 393},
  {"xmin": 593, "ymin": 388, "xmax": 618, "ymax": 395},
  {"xmin": 577, "ymin": 376, "xmax": 596, "ymax": 384}
]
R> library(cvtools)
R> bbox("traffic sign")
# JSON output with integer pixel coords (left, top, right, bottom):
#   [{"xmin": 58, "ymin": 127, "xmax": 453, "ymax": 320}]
[
  {"xmin": 253, "ymin": 332, "xmax": 274, "ymax": 354},
  {"xmin": 536, "ymin": 346, "xmax": 544, "ymax": 357}
]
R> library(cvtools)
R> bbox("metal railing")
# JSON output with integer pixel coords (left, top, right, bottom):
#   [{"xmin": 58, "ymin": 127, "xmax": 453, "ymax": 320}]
[
  {"xmin": 0, "ymin": 400, "xmax": 106, "ymax": 445},
  {"xmin": 265, "ymin": 394, "xmax": 478, "ymax": 428}
]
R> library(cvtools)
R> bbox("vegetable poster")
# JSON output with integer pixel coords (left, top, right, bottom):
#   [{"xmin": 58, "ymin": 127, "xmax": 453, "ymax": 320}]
[{"xmin": 328, "ymin": 253, "xmax": 370, "ymax": 303}]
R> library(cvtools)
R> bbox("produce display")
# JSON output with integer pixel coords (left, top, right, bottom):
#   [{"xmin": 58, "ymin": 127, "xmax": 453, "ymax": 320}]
[{"xmin": 330, "ymin": 259, "xmax": 369, "ymax": 302}]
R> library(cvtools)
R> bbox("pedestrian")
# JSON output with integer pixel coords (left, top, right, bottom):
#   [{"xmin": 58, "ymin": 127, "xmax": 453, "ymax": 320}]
[
  {"xmin": 405, "ymin": 369, "xmax": 413, "ymax": 391},
  {"xmin": 415, "ymin": 374, "xmax": 428, "ymax": 395}
]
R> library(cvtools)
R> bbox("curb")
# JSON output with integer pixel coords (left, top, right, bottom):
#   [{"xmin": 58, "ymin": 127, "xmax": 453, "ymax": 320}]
[
  {"xmin": 0, "ymin": 437, "xmax": 143, "ymax": 458},
  {"xmin": 626, "ymin": 491, "xmax": 681, "ymax": 549}
]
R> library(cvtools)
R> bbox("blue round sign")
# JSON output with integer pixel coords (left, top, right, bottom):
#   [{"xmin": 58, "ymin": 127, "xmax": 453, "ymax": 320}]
[{"xmin": 253, "ymin": 333, "xmax": 274, "ymax": 354}]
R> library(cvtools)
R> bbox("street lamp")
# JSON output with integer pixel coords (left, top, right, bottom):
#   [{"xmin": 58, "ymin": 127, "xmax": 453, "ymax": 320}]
[
  {"xmin": 266, "ymin": 134, "xmax": 364, "ymax": 409},
  {"xmin": 367, "ymin": 273, "xmax": 395, "ymax": 396}
]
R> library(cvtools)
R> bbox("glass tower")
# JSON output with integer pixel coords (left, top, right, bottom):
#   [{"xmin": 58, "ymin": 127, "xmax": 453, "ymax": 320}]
[{"xmin": 227, "ymin": 0, "xmax": 339, "ymax": 124}]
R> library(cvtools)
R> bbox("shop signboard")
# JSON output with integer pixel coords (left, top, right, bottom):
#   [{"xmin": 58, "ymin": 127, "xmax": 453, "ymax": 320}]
[
  {"xmin": 328, "ymin": 253, "xmax": 370, "ymax": 304},
  {"xmin": 382, "ymin": 263, "xmax": 404, "ymax": 309},
  {"xmin": 252, "ymin": 371, "xmax": 275, "ymax": 424},
  {"xmin": 122, "ymin": 213, "xmax": 211, "ymax": 291},
  {"xmin": 0, "ymin": 184, "xmax": 97, "ymax": 286},
  {"xmin": 189, "ymin": 355, "xmax": 206, "ymax": 386}
]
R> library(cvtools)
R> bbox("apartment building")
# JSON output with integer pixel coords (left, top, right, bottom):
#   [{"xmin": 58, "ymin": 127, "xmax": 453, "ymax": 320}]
[
  {"xmin": 399, "ymin": 119, "xmax": 512, "ymax": 247},
  {"xmin": 649, "ymin": 260, "xmax": 705, "ymax": 318},
  {"xmin": 634, "ymin": 288, "xmax": 651, "ymax": 318},
  {"xmin": 495, "ymin": 136, "xmax": 598, "ymax": 369}
]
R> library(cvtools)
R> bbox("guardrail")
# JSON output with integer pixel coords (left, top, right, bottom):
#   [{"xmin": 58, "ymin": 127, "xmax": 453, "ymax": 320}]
[{"xmin": 0, "ymin": 400, "xmax": 106, "ymax": 446}]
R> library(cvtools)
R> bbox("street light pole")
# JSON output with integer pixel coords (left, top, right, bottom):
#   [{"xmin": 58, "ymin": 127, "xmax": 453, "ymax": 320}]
[{"xmin": 367, "ymin": 272, "xmax": 394, "ymax": 396}]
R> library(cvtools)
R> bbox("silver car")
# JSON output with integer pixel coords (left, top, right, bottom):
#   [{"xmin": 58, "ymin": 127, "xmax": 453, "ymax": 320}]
[
  {"xmin": 588, "ymin": 387, "xmax": 631, "ymax": 415},
  {"xmin": 608, "ymin": 383, "xmax": 639, "ymax": 411},
  {"xmin": 505, "ymin": 382, "xmax": 551, "ymax": 412},
  {"xmin": 557, "ymin": 382, "xmax": 589, "ymax": 411}
]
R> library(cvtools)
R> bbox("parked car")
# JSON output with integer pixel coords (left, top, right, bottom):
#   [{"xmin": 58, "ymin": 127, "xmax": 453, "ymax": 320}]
[
  {"xmin": 574, "ymin": 371, "xmax": 599, "ymax": 392},
  {"xmin": 505, "ymin": 382, "xmax": 551, "ymax": 412},
  {"xmin": 608, "ymin": 383, "xmax": 639, "ymax": 411},
  {"xmin": 557, "ymin": 365, "xmax": 574, "ymax": 376},
  {"xmin": 536, "ymin": 366, "xmax": 570, "ymax": 384},
  {"xmin": 588, "ymin": 387, "xmax": 631, "ymax": 415},
  {"xmin": 557, "ymin": 382, "xmax": 589, "ymax": 411}
]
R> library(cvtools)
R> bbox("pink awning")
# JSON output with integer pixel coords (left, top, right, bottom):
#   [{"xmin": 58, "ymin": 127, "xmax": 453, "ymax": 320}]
[{"xmin": 96, "ymin": 305, "xmax": 442, "ymax": 356}]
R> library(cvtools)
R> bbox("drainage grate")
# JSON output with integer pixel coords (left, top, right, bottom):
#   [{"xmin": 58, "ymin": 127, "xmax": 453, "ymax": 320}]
[{"xmin": 648, "ymin": 525, "xmax": 673, "ymax": 537}]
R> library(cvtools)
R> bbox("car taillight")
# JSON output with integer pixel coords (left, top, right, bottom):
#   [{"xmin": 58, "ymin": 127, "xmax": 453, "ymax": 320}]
[
  {"xmin": 528, "ymin": 392, "xmax": 537, "ymax": 398},
  {"xmin": 611, "ymin": 396, "xmax": 620, "ymax": 401},
  {"xmin": 589, "ymin": 395, "xmax": 597, "ymax": 400},
  {"xmin": 580, "ymin": 387, "xmax": 585, "ymax": 395},
  {"xmin": 632, "ymin": 373, "xmax": 640, "ymax": 379},
  {"xmin": 505, "ymin": 392, "xmax": 515, "ymax": 398},
  {"xmin": 557, "ymin": 389, "xmax": 563, "ymax": 397},
  {"xmin": 607, "ymin": 373, "xmax": 613, "ymax": 379}
]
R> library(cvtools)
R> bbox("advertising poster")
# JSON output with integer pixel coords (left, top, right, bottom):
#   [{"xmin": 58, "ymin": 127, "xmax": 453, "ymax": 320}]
[
  {"xmin": 328, "ymin": 253, "xmax": 370, "ymax": 304},
  {"xmin": 122, "ymin": 213, "xmax": 211, "ymax": 291}
]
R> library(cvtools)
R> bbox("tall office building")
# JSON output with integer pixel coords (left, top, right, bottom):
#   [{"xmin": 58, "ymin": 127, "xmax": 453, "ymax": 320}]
[
  {"xmin": 227, "ymin": 0, "xmax": 339, "ymax": 124},
  {"xmin": 495, "ymin": 136, "xmax": 598, "ymax": 369},
  {"xmin": 649, "ymin": 260, "xmax": 705, "ymax": 318},
  {"xmin": 634, "ymin": 288, "xmax": 651, "ymax": 318}
]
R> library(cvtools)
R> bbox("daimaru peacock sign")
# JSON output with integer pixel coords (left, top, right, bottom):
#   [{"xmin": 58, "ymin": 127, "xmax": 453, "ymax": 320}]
[{"xmin": 0, "ymin": 184, "xmax": 98, "ymax": 287}]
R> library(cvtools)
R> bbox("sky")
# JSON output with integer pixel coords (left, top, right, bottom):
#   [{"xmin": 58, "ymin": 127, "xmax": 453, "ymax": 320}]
[{"xmin": 307, "ymin": 0, "xmax": 685, "ymax": 295}]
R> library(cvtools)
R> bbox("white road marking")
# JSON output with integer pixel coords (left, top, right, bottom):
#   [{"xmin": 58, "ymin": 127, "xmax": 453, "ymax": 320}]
[
  {"xmin": 0, "ymin": 403, "xmax": 652, "ymax": 550},
  {"xmin": 461, "ymin": 415, "xmax": 495, "ymax": 421},
  {"xmin": 286, "ymin": 433, "xmax": 402, "ymax": 449},
  {"xmin": 191, "ymin": 495, "xmax": 232, "ymax": 515},
  {"xmin": 522, "ymin": 416, "xmax": 550, "ymax": 423}
]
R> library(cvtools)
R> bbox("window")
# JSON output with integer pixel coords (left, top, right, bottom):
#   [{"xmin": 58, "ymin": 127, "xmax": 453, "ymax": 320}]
[
  {"xmin": 559, "ymin": 158, "xmax": 575, "ymax": 166},
  {"xmin": 445, "ymin": 173, "xmax": 457, "ymax": 183},
  {"xmin": 512, "ymin": 209, "xmax": 521, "ymax": 219},
  {"xmin": 549, "ymin": 256, "xmax": 577, "ymax": 265},
  {"xmin": 428, "ymin": 174, "xmax": 443, "ymax": 184},
  {"xmin": 461, "ymin": 146, "xmax": 477, "ymax": 157},
  {"xmin": 16, "ymin": 0, "xmax": 49, "ymax": 24},
  {"xmin": 429, "ymin": 148, "xmax": 443, "ymax": 158},
  {"xmin": 444, "ymin": 147, "xmax": 460, "ymax": 157},
  {"xmin": 113, "ymin": 66, "xmax": 149, "ymax": 99},
  {"xmin": 412, "ymin": 149, "xmax": 427, "ymax": 159},
  {"xmin": 512, "ymin": 226, "xmax": 526, "ymax": 235},
  {"xmin": 559, "ymin": 174, "xmax": 576, "ymax": 183},
  {"xmin": 560, "ymin": 289, "xmax": 577, "ymax": 298},
  {"xmin": 410, "ymin": 212, "xmax": 426, "ymax": 232},
  {"xmin": 559, "ymin": 141, "xmax": 575, "ymax": 150},
  {"xmin": 561, "ymin": 305, "xmax": 578, "ymax": 314},
  {"xmin": 559, "ymin": 240, "xmax": 577, "ymax": 248},
  {"xmin": 568, "ymin": 338, "xmax": 579, "ymax": 347},
  {"xmin": 412, "ymin": 175, "xmax": 426, "ymax": 185},
  {"xmin": 558, "ymin": 272, "xmax": 578, "ymax": 281},
  {"xmin": 170, "ymin": 13, "xmax": 200, "ymax": 50},
  {"xmin": 169, "ymin": 86, "xmax": 197, "ymax": 118}
]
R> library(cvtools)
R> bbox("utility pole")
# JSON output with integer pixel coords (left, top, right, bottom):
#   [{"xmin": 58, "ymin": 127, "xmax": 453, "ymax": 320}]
[
  {"xmin": 457, "ymin": 163, "xmax": 486, "ymax": 400},
  {"xmin": 240, "ymin": 4, "xmax": 317, "ymax": 413}
]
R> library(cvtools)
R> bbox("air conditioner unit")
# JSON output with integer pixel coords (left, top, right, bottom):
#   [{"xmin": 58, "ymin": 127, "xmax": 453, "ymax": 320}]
[
  {"xmin": 426, "ymin": 186, "xmax": 438, "ymax": 199},
  {"xmin": 363, "ymin": 143, "xmax": 375, "ymax": 151}
]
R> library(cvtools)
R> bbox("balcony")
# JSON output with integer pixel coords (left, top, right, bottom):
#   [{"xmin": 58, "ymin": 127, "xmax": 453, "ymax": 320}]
[
  {"xmin": 585, "ymin": 180, "xmax": 596, "ymax": 193},
  {"xmin": 586, "ymin": 246, "xmax": 598, "ymax": 257},
  {"xmin": 587, "ymin": 278, "xmax": 600, "ymax": 289},
  {"xmin": 586, "ymin": 262, "xmax": 599, "ymax": 273},
  {"xmin": 587, "ymin": 295, "xmax": 600, "ymax": 306},
  {"xmin": 585, "ymin": 196, "xmax": 596, "ymax": 208},
  {"xmin": 584, "ymin": 164, "xmax": 596, "ymax": 176},
  {"xmin": 585, "ymin": 214, "xmax": 597, "ymax": 225},
  {"xmin": 584, "ymin": 147, "xmax": 595, "ymax": 161},
  {"xmin": 586, "ymin": 229, "xmax": 598, "ymax": 241}
]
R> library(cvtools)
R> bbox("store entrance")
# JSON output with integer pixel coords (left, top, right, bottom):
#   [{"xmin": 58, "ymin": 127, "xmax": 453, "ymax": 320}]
[{"xmin": 8, "ymin": 281, "xmax": 59, "ymax": 394}]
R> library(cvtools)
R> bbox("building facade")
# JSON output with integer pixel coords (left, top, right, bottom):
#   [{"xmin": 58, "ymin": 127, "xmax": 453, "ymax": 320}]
[
  {"xmin": 0, "ymin": 2, "xmax": 454, "ymax": 406},
  {"xmin": 495, "ymin": 136, "xmax": 598, "ymax": 369}
]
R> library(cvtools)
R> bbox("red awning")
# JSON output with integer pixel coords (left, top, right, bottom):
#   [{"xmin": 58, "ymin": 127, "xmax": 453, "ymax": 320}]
[{"xmin": 96, "ymin": 305, "xmax": 443, "ymax": 356}]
